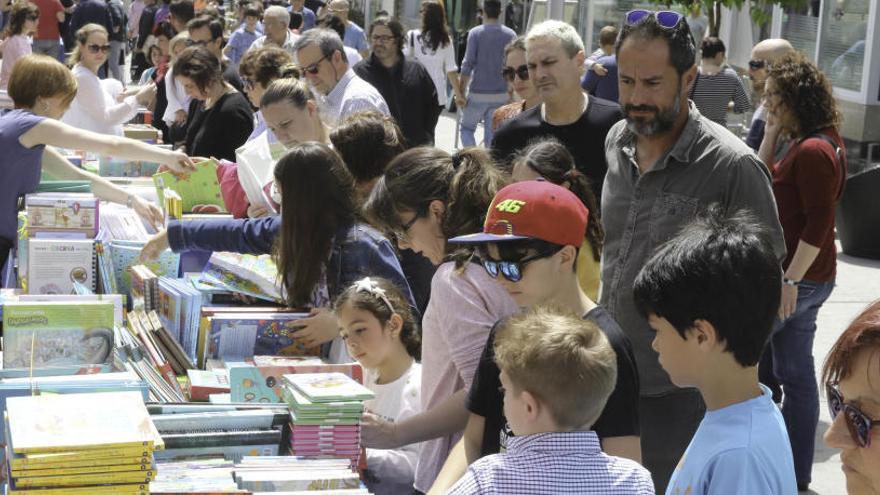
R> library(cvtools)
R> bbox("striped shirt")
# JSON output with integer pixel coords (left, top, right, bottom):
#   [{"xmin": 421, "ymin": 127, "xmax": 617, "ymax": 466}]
[
  {"xmin": 690, "ymin": 66, "xmax": 751, "ymax": 127},
  {"xmin": 317, "ymin": 68, "xmax": 389, "ymax": 128},
  {"xmin": 448, "ymin": 431, "xmax": 654, "ymax": 494}
]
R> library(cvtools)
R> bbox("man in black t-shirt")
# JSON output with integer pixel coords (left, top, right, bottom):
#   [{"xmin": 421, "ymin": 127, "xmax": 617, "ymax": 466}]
[
  {"xmin": 428, "ymin": 180, "xmax": 641, "ymax": 492},
  {"xmin": 492, "ymin": 20, "xmax": 622, "ymax": 202}
]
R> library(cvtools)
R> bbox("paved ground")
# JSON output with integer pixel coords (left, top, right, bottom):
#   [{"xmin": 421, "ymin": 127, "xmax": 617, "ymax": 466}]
[{"xmin": 433, "ymin": 111, "xmax": 879, "ymax": 494}]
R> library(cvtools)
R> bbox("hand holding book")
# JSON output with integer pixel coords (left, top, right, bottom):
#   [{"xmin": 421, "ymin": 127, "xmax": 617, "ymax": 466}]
[
  {"xmin": 292, "ymin": 308, "xmax": 340, "ymax": 349},
  {"xmin": 130, "ymin": 195, "xmax": 163, "ymax": 231},
  {"xmin": 140, "ymin": 230, "xmax": 170, "ymax": 263}
]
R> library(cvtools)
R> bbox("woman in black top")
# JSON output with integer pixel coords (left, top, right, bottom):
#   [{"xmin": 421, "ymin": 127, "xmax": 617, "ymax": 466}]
[{"xmin": 173, "ymin": 46, "xmax": 253, "ymax": 161}]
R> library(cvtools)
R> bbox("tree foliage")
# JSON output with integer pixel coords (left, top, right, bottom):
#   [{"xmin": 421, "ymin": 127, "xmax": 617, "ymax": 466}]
[{"xmin": 651, "ymin": 0, "xmax": 810, "ymax": 37}]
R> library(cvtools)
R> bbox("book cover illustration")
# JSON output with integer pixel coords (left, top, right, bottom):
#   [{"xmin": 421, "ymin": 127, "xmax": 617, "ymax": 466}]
[
  {"xmin": 153, "ymin": 160, "xmax": 226, "ymax": 214},
  {"xmin": 230, "ymin": 360, "xmax": 361, "ymax": 404},
  {"xmin": 205, "ymin": 314, "xmax": 316, "ymax": 364},
  {"xmin": 26, "ymin": 239, "xmax": 95, "ymax": 295},
  {"xmin": 283, "ymin": 373, "xmax": 375, "ymax": 403},
  {"xmin": 201, "ymin": 252, "xmax": 283, "ymax": 303},
  {"xmin": 110, "ymin": 241, "xmax": 180, "ymax": 296},
  {"xmin": 25, "ymin": 193, "xmax": 99, "ymax": 236},
  {"xmin": 2, "ymin": 301, "xmax": 115, "ymax": 369}
]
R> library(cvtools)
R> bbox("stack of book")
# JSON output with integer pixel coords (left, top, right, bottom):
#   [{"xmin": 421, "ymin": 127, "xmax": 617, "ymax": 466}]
[
  {"xmin": 157, "ymin": 276, "xmax": 204, "ymax": 361},
  {"xmin": 281, "ymin": 373, "xmax": 375, "ymax": 468},
  {"xmin": 228, "ymin": 356, "xmax": 363, "ymax": 404},
  {"xmin": 4, "ymin": 391, "xmax": 163, "ymax": 494},
  {"xmin": 233, "ymin": 457, "xmax": 364, "ymax": 491}
]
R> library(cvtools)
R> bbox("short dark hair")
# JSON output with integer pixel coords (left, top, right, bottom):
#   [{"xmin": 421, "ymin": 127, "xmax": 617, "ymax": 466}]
[
  {"xmin": 483, "ymin": 0, "xmax": 501, "ymax": 19},
  {"xmin": 154, "ymin": 20, "xmax": 176, "ymax": 39},
  {"xmin": 243, "ymin": 3, "xmax": 262, "ymax": 18},
  {"xmin": 169, "ymin": 0, "xmax": 195, "ymax": 24},
  {"xmin": 317, "ymin": 14, "xmax": 346, "ymax": 40},
  {"xmin": 368, "ymin": 16, "xmax": 404, "ymax": 49},
  {"xmin": 290, "ymin": 11, "xmax": 303, "ymax": 30},
  {"xmin": 632, "ymin": 206, "xmax": 782, "ymax": 367},
  {"xmin": 187, "ymin": 15, "xmax": 223, "ymax": 40},
  {"xmin": 173, "ymin": 45, "xmax": 223, "ymax": 93},
  {"xmin": 701, "ymin": 36, "xmax": 725, "ymax": 59},
  {"xmin": 598, "ymin": 25, "xmax": 618, "ymax": 46},
  {"xmin": 330, "ymin": 111, "xmax": 406, "ymax": 183},
  {"xmin": 615, "ymin": 12, "xmax": 696, "ymax": 76}
]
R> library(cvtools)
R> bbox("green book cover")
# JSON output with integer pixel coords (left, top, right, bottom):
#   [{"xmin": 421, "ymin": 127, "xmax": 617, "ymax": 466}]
[
  {"xmin": 152, "ymin": 160, "xmax": 226, "ymax": 214},
  {"xmin": 2, "ymin": 301, "xmax": 115, "ymax": 369}
]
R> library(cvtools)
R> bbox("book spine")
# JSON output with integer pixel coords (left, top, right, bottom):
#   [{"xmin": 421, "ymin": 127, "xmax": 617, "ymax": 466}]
[{"xmin": 11, "ymin": 455, "xmax": 152, "ymax": 471}]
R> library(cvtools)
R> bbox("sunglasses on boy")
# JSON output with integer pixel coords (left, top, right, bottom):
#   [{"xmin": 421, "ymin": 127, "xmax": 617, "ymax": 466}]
[
  {"xmin": 502, "ymin": 64, "xmax": 529, "ymax": 82},
  {"xmin": 625, "ymin": 9, "xmax": 685, "ymax": 29},
  {"xmin": 480, "ymin": 247, "xmax": 560, "ymax": 283},
  {"xmin": 827, "ymin": 383, "xmax": 880, "ymax": 448},
  {"xmin": 87, "ymin": 44, "xmax": 112, "ymax": 54}
]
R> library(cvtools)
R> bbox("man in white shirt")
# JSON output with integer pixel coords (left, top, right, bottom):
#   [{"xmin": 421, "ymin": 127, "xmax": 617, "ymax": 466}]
[
  {"xmin": 293, "ymin": 28, "xmax": 389, "ymax": 127},
  {"xmin": 249, "ymin": 5, "xmax": 298, "ymax": 57}
]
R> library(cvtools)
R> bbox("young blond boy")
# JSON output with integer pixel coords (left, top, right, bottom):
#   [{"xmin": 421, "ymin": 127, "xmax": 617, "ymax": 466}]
[{"xmin": 447, "ymin": 307, "xmax": 653, "ymax": 495}]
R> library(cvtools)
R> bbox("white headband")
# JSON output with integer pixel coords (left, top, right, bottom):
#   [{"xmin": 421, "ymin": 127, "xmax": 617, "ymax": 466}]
[{"xmin": 351, "ymin": 277, "xmax": 394, "ymax": 313}]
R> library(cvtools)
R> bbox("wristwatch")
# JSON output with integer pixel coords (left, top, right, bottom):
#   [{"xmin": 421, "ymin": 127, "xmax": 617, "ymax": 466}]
[{"xmin": 783, "ymin": 277, "xmax": 801, "ymax": 287}]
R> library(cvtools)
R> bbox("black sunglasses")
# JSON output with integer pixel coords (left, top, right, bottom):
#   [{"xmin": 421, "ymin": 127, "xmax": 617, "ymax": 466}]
[
  {"xmin": 301, "ymin": 52, "xmax": 332, "ymax": 75},
  {"xmin": 827, "ymin": 383, "xmax": 880, "ymax": 448},
  {"xmin": 748, "ymin": 59, "xmax": 767, "ymax": 70},
  {"xmin": 27, "ymin": 14, "xmax": 39, "ymax": 21},
  {"xmin": 480, "ymin": 249, "xmax": 558, "ymax": 283},
  {"xmin": 87, "ymin": 44, "xmax": 111, "ymax": 54},
  {"xmin": 502, "ymin": 64, "xmax": 529, "ymax": 82},
  {"xmin": 625, "ymin": 9, "xmax": 684, "ymax": 29}
]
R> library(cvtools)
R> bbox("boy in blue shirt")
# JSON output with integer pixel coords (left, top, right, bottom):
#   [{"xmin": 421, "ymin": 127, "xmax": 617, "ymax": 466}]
[
  {"xmin": 633, "ymin": 207, "xmax": 797, "ymax": 495},
  {"xmin": 224, "ymin": 4, "xmax": 262, "ymax": 69}
]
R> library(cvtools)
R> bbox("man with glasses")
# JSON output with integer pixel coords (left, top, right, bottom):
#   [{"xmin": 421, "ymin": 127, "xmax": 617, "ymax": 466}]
[
  {"xmin": 601, "ymin": 10, "xmax": 786, "ymax": 492},
  {"xmin": 187, "ymin": 16, "xmax": 244, "ymax": 92},
  {"xmin": 354, "ymin": 17, "xmax": 438, "ymax": 146},
  {"xmin": 428, "ymin": 180, "xmax": 641, "ymax": 493},
  {"xmin": 325, "ymin": 0, "xmax": 367, "ymax": 58},
  {"xmin": 293, "ymin": 28, "xmax": 388, "ymax": 127},
  {"xmin": 456, "ymin": 0, "xmax": 515, "ymax": 147},
  {"xmin": 249, "ymin": 5, "xmax": 298, "ymax": 57},
  {"xmin": 491, "ymin": 20, "xmax": 621, "ymax": 202},
  {"xmin": 744, "ymin": 38, "xmax": 794, "ymax": 151}
]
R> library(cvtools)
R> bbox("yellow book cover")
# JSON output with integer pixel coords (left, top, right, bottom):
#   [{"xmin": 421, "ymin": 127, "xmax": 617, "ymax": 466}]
[
  {"xmin": 8, "ymin": 483, "xmax": 149, "ymax": 495},
  {"xmin": 197, "ymin": 314, "xmax": 212, "ymax": 368},
  {"xmin": 13, "ymin": 461, "xmax": 153, "ymax": 478},
  {"xmin": 12, "ymin": 468, "xmax": 155, "ymax": 488},
  {"xmin": 11, "ymin": 454, "xmax": 152, "ymax": 471},
  {"xmin": 6, "ymin": 391, "xmax": 164, "ymax": 454}
]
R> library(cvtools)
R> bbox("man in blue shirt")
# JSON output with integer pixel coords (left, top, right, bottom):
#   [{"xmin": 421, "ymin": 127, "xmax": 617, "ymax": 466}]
[
  {"xmin": 288, "ymin": 0, "xmax": 315, "ymax": 31},
  {"xmin": 582, "ymin": 54, "xmax": 618, "ymax": 103},
  {"xmin": 457, "ymin": 0, "xmax": 516, "ymax": 147},
  {"xmin": 326, "ymin": 0, "xmax": 367, "ymax": 58}
]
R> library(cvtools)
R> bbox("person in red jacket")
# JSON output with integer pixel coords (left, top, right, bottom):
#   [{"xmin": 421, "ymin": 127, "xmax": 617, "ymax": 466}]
[{"xmin": 757, "ymin": 52, "xmax": 846, "ymax": 492}]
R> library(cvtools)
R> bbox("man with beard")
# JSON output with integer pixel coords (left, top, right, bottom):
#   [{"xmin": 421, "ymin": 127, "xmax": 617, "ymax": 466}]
[
  {"xmin": 492, "ymin": 20, "xmax": 621, "ymax": 202},
  {"xmin": 744, "ymin": 38, "xmax": 794, "ymax": 151},
  {"xmin": 601, "ymin": 10, "xmax": 786, "ymax": 493},
  {"xmin": 354, "ymin": 16, "xmax": 439, "ymax": 146}
]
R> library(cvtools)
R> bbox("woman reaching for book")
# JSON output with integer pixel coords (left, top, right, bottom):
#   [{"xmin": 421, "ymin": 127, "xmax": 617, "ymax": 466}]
[
  {"xmin": 335, "ymin": 276, "xmax": 422, "ymax": 495},
  {"xmin": 0, "ymin": 54, "xmax": 195, "ymax": 271},
  {"xmin": 140, "ymin": 142, "xmax": 415, "ymax": 363}
]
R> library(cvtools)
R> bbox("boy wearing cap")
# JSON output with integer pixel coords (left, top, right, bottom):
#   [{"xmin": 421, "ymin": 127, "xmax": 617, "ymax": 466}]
[
  {"xmin": 429, "ymin": 180, "xmax": 641, "ymax": 493},
  {"xmin": 447, "ymin": 307, "xmax": 654, "ymax": 494}
]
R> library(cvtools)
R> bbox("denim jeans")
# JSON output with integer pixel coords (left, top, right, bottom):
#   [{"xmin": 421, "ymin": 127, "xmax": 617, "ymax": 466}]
[
  {"xmin": 32, "ymin": 39, "xmax": 62, "ymax": 61},
  {"xmin": 108, "ymin": 40, "xmax": 125, "ymax": 83},
  {"xmin": 460, "ymin": 93, "xmax": 505, "ymax": 147},
  {"xmin": 762, "ymin": 279, "xmax": 834, "ymax": 485}
]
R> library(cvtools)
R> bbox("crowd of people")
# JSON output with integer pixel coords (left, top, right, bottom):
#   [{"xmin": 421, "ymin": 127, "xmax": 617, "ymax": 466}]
[{"xmin": 0, "ymin": 0, "xmax": 877, "ymax": 494}]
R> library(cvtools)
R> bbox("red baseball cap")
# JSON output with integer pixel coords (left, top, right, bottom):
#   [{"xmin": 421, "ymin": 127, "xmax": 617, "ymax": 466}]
[{"xmin": 448, "ymin": 180, "xmax": 588, "ymax": 247}]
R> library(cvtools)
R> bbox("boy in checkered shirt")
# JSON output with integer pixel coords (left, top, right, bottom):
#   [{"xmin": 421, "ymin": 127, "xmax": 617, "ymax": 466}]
[{"xmin": 448, "ymin": 307, "xmax": 654, "ymax": 494}]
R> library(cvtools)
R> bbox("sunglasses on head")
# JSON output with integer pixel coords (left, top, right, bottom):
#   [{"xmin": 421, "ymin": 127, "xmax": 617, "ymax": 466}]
[
  {"xmin": 87, "ymin": 44, "xmax": 111, "ymax": 54},
  {"xmin": 301, "ymin": 52, "xmax": 331, "ymax": 75},
  {"xmin": 827, "ymin": 383, "xmax": 880, "ymax": 448},
  {"xmin": 480, "ymin": 248, "xmax": 559, "ymax": 283},
  {"xmin": 502, "ymin": 64, "xmax": 529, "ymax": 82},
  {"xmin": 625, "ymin": 9, "xmax": 685, "ymax": 29},
  {"xmin": 748, "ymin": 59, "xmax": 767, "ymax": 70}
]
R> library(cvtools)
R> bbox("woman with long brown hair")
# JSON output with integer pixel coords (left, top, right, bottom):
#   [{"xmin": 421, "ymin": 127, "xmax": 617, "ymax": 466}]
[{"xmin": 403, "ymin": 0, "xmax": 461, "ymax": 113}]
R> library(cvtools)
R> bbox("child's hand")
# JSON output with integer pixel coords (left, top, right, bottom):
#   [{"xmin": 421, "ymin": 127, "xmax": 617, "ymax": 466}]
[
  {"xmin": 360, "ymin": 411, "xmax": 400, "ymax": 449},
  {"xmin": 140, "ymin": 230, "xmax": 170, "ymax": 262},
  {"xmin": 592, "ymin": 63, "xmax": 608, "ymax": 76},
  {"xmin": 292, "ymin": 308, "xmax": 339, "ymax": 348}
]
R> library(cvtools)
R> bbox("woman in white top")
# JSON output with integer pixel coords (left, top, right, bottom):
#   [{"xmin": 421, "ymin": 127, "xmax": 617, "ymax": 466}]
[
  {"xmin": 403, "ymin": 1, "xmax": 459, "ymax": 111},
  {"xmin": 335, "ymin": 276, "xmax": 422, "ymax": 495},
  {"xmin": 62, "ymin": 24, "xmax": 155, "ymax": 136}
]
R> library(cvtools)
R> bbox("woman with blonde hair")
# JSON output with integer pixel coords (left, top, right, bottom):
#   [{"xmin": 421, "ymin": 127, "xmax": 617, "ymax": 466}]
[
  {"xmin": 0, "ymin": 54, "xmax": 194, "ymax": 273},
  {"xmin": 62, "ymin": 24, "xmax": 155, "ymax": 135}
]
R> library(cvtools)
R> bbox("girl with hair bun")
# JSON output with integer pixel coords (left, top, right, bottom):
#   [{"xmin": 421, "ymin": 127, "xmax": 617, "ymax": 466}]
[{"xmin": 335, "ymin": 276, "xmax": 422, "ymax": 495}]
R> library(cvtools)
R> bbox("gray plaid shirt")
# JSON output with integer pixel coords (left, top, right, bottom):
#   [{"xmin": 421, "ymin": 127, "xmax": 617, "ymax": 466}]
[{"xmin": 600, "ymin": 103, "xmax": 786, "ymax": 396}]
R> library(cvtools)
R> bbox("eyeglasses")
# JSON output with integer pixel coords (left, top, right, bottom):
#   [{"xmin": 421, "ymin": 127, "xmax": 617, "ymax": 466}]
[
  {"xmin": 87, "ymin": 44, "xmax": 111, "ymax": 54},
  {"xmin": 827, "ymin": 383, "xmax": 880, "ymax": 448},
  {"xmin": 748, "ymin": 59, "xmax": 767, "ymax": 70},
  {"xmin": 395, "ymin": 212, "xmax": 421, "ymax": 242},
  {"xmin": 502, "ymin": 64, "xmax": 529, "ymax": 82},
  {"xmin": 300, "ymin": 53, "xmax": 331, "ymax": 75},
  {"xmin": 625, "ymin": 9, "xmax": 685, "ymax": 29},
  {"xmin": 480, "ymin": 249, "xmax": 559, "ymax": 283}
]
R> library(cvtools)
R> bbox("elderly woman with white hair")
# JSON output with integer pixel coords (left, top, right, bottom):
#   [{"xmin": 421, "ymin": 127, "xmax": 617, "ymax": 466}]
[{"xmin": 248, "ymin": 6, "xmax": 298, "ymax": 56}]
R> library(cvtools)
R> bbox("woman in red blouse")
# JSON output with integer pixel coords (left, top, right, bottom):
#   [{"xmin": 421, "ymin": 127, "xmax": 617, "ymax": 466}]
[{"xmin": 757, "ymin": 52, "xmax": 846, "ymax": 491}]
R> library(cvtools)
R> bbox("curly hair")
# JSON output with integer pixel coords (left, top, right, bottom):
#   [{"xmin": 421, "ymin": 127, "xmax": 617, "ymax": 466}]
[{"xmin": 768, "ymin": 53, "xmax": 842, "ymax": 137}]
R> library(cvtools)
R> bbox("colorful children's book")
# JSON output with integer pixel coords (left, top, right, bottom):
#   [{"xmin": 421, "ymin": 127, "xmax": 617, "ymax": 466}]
[
  {"xmin": 26, "ymin": 238, "xmax": 96, "ymax": 294},
  {"xmin": 153, "ymin": 160, "xmax": 226, "ymax": 214},
  {"xmin": 24, "ymin": 193, "xmax": 99, "ymax": 237},
  {"xmin": 2, "ymin": 300, "xmax": 115, "ymax": 369},
  {"xmin": 230, "ymin": 358, "xmax": 362, "ymax": 404},
  {"xmin": 201, "ymin": 252, "xmax": 283, "ymax": 303},
  {"xmin": 110, "ymin": 241, "xmax": 180, "ymax": 296},
  {"xmin": 282, "ymin": 373, "xmax": 375, "ymax": 403},
  {"xmin": 203, "ymin": 314, "xmax": 317, "ymax": 364}
]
